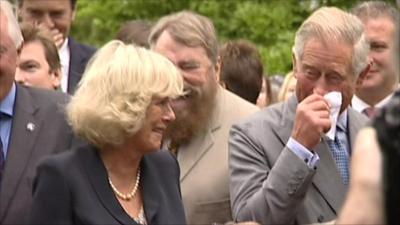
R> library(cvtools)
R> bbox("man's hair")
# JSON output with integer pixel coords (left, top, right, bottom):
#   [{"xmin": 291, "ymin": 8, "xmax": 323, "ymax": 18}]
[
  {"xmin": 149, "ymin": 10, "xmax": 218, "ymax": 65},
  {"xmin": 219, "ymin": 39, "xmax": 263, "ymax": 104},
  {"xmin": 293, "ymin": 7, "xmax": 370, "ymax": 77},
  {"xmin": 1, "ymin": 0, "xmax": 23, "ymax": 48},
  {"xmin": 352, "ymin": 1, "xmax": 400, "ymax": 79},
  {"xmin": 115, "ymin": 20, "xmax": 152, "ymax": 48},
  {"xmin": 20, "ymin": 23, "xmax": 61, "ymax": 73},
  {"xmin": 18, "ymin": 0, "xmax": 78, "ymax": 9},
  {"xmin": 66, "ymin": 40, "xmax": 183, "ymax": 147}
]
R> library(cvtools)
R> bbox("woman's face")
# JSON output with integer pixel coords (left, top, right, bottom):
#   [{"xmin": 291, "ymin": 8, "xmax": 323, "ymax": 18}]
[
  {"xmin": 131, "ymin": 97, "xmax": 176, "ymax": 153},
  {"xmin": 15, "ymin": 40, "xmax": 61, "ymax": 89}
]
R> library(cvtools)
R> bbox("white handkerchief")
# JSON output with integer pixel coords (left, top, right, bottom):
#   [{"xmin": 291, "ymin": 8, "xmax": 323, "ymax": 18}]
[{"xmin": 324, "ymin": 91, "xmax": 342, "ymax": 140}]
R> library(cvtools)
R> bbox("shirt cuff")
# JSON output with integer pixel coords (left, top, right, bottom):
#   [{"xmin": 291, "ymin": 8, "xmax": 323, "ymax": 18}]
[{"xmin": 287, "ymin": 137, "xmax": 320, "ymax": 169}]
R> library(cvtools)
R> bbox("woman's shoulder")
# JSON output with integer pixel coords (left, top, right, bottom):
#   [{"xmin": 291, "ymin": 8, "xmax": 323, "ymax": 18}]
[
  {"xmin": 143, "ymin": 149, "xmax": 179, "ymax": 174},
  {"xmin": 144, "ymin": 149, "xmax": 177, "ymax": 166},
  {"xmin": 37, "ymin": 144, "xmax": 94, "ymax": 171}
]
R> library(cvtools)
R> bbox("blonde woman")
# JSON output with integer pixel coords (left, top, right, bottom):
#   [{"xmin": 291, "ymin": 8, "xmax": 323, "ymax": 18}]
[{"xmin": 29, "ymin": 40, "xmax": 186, "ymax": 224}]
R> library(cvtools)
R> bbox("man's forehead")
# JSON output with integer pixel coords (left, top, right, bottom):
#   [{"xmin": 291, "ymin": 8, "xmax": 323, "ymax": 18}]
[{"xmin": 21, "ymin": 0, "xmax": 73, "ymax": 10}]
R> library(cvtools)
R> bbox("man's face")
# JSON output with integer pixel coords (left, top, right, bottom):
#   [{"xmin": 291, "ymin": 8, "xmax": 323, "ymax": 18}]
[
  {"xmin": 15, "ymin": 40, "xmax": 61, "ymax": 89},
  {"xmin": 0, "ymin": 12, "xmax": 18, "ymax": 101},
  {"xmin": 294, "ymin": 39, "xmax": 360, "ymax": 113},
  {"xmin": 360, "ymin": 17, "xmax": 397, "ymax": 92},
  {"xmin": 153, "ymin": 30, "xmax": 218, "ymax": 143},
  {"xmin": 19, "ymin": 0, "xmax": 75, "ymax": 44}
]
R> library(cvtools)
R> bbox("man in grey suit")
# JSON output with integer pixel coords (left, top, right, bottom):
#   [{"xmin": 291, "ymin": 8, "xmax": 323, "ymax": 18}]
[
  {"xmin": 0, "ymin": 2, "xmax": 78, "ymax": 224},
  {"xmin": 229, "ymin": 7, "xmax": 370, "ymax": 224},
  {"xmin": 150, "ymin": 11, "xmax": 258, "ymax": 224}
]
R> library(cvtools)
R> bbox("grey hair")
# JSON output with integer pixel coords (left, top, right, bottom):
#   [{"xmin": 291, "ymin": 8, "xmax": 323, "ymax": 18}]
[
  {"xmin": 0, "ymin": 0, "xmax": 23, "ymax": 48},
  {"xmin": 293, "ymin": 7, "xmax": 370, "ymax": 77},
  {"xmin": 149, "ymin": 10, "xmax": 218, "ymax": 65}
]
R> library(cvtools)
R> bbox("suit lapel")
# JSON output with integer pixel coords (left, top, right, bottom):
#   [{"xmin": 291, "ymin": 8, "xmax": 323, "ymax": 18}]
[
  {"xmin": 67, "ymin": 38, "xmax": 84, "ymax": 93},
  {"xmin": 140, "ymin": 155, "xmax": 160, "ymax": 223},
  {"xmin": 178, "ymin": 130, "xmax": 213, "ymax": 181},
  {"xmin": 0, "ymin": 85, "xmax": 40, "ymax": 219},
  {"xmin": 274, "ymin": 96, "xmax": 297, "ymax": 145},
  {"xmin": 347, "ymin": 108, "xmax": 367, "ymax": 154},
  {"xmin": 311, "ymin": 140, "xmax": 346, "ymax": 214},
  {"xmin": 177, "ymin": 88, "xmax": 224, "ymax": 182},
  {"xmin": 81, "ymin": 146, "xmax": 136, "ymax": 225}
]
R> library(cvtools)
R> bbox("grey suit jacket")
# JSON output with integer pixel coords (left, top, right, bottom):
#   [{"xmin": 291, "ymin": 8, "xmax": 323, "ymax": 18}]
[
  {"xmin": 171, "ymin": 86, "xmax": 258, "ymax": 224},
  {"xmin": 229, "ymin": 95, "xmax": 368, "ymax": 225},
  {"xmin": 0, "ymin": 84, "xmax": 80, "ymax": 225}
]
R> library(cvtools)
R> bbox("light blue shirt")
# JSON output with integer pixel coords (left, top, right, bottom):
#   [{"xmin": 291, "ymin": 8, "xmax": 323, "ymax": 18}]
[
  {"xmin": 287, "ymin": 110, "xmax": 349, "ymax": 169},
  {"xmin": 0, "ymin": 83, "xmax": 16, "ymax": 158}
]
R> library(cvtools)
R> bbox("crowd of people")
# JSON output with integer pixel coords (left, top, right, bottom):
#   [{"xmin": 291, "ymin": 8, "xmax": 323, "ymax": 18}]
[{"xmin": 0, "ymin": 0, "xmax": 399, "ymax": 224}]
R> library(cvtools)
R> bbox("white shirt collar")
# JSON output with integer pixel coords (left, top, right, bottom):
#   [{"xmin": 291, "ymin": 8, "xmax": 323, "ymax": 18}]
[
  {"xmin": 352, "ymin": 93, "xmax": 394, "ymax": 113},
  {"xmin": 58, "ymin": 38, "xmax": 70, "ymax": 93}
]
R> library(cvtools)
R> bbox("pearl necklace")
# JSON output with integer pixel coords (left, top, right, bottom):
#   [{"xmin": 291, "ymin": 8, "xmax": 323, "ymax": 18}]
[{"xmin": 108, "ymin": 167, "xmax": 141, "ymax": 201}]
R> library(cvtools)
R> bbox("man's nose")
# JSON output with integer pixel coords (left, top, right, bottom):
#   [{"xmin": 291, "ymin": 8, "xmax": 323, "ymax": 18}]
[
  {"xmin": 40, "ymin": 14, "xmax": 55, "ymax": 29},
  {"xmin": 313, "ymin": 76, "xmax": 329, "ymax": 96}
]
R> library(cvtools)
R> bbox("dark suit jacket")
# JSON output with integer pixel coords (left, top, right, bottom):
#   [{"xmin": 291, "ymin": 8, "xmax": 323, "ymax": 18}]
[
  {"xmin": 67, "ymin": 38, "xmax": 96, "ymax": 94},
  {"xmin": 229, "ymin": 95, "xmax": 368, "ymax": 225},
  {"xmin": 0, "ymin": 84, "xmax": 79, "ymax": 225},
  {"xmin": 29, "ymin": 145, "xmax": 187, "ymax": 225}
]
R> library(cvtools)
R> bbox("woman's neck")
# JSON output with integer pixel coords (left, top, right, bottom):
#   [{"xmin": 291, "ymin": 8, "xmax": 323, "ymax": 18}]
[{"xmin": 100, "ymin": 143, "xmax": 143, "ymax": 180}]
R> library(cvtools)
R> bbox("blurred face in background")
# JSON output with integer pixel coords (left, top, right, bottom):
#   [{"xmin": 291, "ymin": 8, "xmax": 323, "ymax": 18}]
[
  {"xmin": 15, "ymin": 40, "xmax": 62, "ymax": 89},
  {"xmin": 19, "ymin": 0, "xmax": 76, "ymax": 46},
  {"xmin": 360, "ymin": 17, "xmax": 397, "ymax": 93}
]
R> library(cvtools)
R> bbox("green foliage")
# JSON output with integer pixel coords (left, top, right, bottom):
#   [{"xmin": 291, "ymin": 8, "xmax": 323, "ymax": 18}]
[{"xmin": 71, "ymin": 0, "xmax": 396, "ymax": 76}]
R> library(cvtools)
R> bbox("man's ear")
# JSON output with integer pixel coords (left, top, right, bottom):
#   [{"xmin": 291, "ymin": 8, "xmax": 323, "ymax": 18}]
[
  {"xmin": 51, "ymin": 69, "xmax": 63, "ymax": 90},
  {"xmin": 356, "ymin": 62, "xmax": 371, "ymax": 88}
]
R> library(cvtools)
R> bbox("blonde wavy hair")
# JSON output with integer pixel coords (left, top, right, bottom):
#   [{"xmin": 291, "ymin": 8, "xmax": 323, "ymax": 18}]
[{"xmin": 67, "ymin": 40, "xmax": 184, "ymax": 148}]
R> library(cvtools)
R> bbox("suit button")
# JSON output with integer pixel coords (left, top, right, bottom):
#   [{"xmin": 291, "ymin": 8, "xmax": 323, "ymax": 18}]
[{"xmin": 317, "ymin": 215, "xmax": 324, "ymax": 222}]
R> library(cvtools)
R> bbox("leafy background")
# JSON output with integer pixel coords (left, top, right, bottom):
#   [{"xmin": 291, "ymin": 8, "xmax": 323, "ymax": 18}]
[{"xmin": 71, "ymin": 0, "xmax": 397, "ymax": 76}]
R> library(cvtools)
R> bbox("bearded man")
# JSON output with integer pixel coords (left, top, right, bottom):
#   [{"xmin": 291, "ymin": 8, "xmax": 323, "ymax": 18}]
[{"xmin": 149, "ymin": 11, "xmax": 259, "ymax": 224}]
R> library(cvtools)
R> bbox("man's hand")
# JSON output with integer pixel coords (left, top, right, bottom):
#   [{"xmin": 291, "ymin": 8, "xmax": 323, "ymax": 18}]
[
  {"xmin": 291, "ymin": 94, "xmax": 331, "ymax": 150},
  {"xmin": 36, "ymin": 23, "xmax": 64, "ymax": 49},
  {"xmin": 49, "ymin": 28, "xmax": 64, "ymax": 49}
]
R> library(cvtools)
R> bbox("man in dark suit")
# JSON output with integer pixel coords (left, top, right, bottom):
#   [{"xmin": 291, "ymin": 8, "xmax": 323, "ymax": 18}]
[
  {"xmin": 229, "ymin": 7, "xmax": 370, "ymax": 224},
  {"xmin": 0, "ymin": 2, "xmax": 79, "ymax": 224},
  {"xmin": 18, "ymin": 0, "xmax": 96, "ymax": 94}
]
